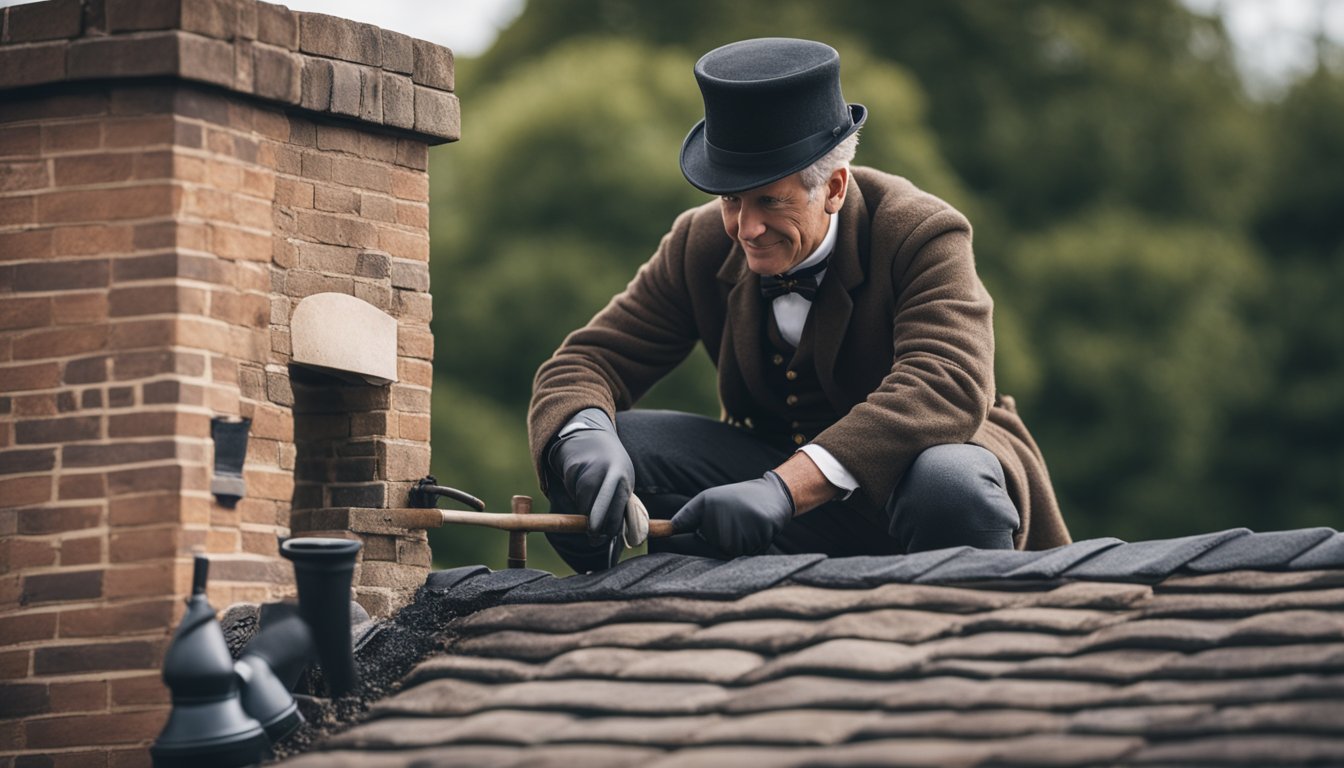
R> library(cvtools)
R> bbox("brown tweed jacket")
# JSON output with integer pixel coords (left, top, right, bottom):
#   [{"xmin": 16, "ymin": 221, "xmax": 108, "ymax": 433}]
[{"xmin": 530, "ymin": 167, "xmax": 1069, "ymax": 550}]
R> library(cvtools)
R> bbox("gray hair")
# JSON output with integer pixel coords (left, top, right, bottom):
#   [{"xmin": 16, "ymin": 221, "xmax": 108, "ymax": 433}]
[{"xmin": 799, "ymin": 132, "xmax": 860, "ymax": 198}]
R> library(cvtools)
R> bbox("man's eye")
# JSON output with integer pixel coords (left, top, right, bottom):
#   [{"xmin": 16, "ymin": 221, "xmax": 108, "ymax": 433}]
[{"xmin": 721, "ymin": 195, "xmax": 739, "ymax": 203}]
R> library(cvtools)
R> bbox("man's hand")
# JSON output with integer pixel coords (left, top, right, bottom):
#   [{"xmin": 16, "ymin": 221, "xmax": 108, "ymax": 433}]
[
  {"xmin": 548, "ymin": 409, "xmax": 635, "ymax": 543},
  {"xmin": 670, "ymin": 471, "xmax": 795, "ymax": 557}
]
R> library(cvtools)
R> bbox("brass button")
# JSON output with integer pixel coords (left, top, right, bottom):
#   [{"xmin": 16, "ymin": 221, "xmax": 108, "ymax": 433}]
[
  {"xmin": 785, "ymin": 370, "xmax": 798, "ymax": 381},
  {"xmin": 793, "ymin": 434, "xmax": 805, "ymax": 445},
  {"xmin": 786, "ymin": 394, "xmax": 799, "ymax": 406},
  {"xmin": 771, "ymin": 354, "xmax": 785, "ymax": 365}
]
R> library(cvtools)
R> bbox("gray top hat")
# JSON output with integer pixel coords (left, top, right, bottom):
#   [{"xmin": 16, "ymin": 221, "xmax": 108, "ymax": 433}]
[{"xmin": 680, "ymin": 38, "xmax": 866, "ymax": 195}]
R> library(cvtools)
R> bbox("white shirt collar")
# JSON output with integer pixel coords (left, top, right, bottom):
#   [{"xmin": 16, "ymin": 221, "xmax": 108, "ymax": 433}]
[{"xmin": 786, "ymin": 211, "xmax": 839, "ymax": 275}]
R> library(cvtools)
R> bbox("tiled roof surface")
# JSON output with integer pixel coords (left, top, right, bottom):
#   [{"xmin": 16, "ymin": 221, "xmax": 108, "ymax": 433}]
[{"xmin": 285, "ymin": 528, "xmax": 1344, "ymax": 767}]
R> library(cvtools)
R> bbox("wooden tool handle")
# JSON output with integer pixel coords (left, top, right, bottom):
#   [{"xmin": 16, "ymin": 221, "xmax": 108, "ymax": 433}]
[{"xmin": 438, "ymin": 508, "xmax": 676, "ymax": 538}]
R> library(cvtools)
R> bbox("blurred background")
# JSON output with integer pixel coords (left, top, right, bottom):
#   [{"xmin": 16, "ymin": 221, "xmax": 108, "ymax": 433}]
[{"xmin": 415, "ymin": 0, "xmax": 1344, "ymax": 572}]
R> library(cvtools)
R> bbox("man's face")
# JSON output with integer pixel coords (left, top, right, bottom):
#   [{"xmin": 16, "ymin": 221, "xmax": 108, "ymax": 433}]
[{"xmin": 719, "ymin": 170, "xmax": 845, "ymax": 276}]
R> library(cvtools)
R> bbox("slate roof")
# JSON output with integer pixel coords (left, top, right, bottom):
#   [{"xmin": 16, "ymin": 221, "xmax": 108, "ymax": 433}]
[{"xmin": 283, "ymin": 528, "xmax": 1344, "ymax": 767}]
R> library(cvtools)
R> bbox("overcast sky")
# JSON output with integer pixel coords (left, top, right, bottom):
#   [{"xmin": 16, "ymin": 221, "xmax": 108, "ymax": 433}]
[{"xmin": 1, "ymin": 0, "xmax": 1339, "ymax": 90}]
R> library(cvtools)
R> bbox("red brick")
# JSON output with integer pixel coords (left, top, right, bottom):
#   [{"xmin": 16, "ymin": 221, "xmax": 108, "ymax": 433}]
[
  {"xmin": 395, "ymin": 200, "xmax": 429, "ymax": 229},
  {"xmin": 209, "ymin": 224, "xmax": 271, "ymax": 261},
  {"xmin": 109, "ymin": 526, "xmax": 178, "ymax": 562},
  {"xmin": 0, "ymin": 446, "xmax": 57, "ymax": 474},
  {"xmin": 0, "ymin": 159, "xmax": 50, "ymax": 192},
  {"xmin": 0, "ymin": 41, "xmax": 66, "ymax": 89},
  {"xmin": 2, "ymin": 535, "xmax": 57, "ymax": 570},
  {"xmin": 380, "ymin": 227, "xmax": 429, "ymax": 262},
  {"xmin": 314, "ymin": 184, "xmax": 359, "ymax": 213},
  {"xmin": 116, "ymin": 493, "xmax": 197, "ymax": 528},
  {"xmin": 299, "ymin": 56, "xmax": 332, "ymax": 112},
  {"xmin": 53, "ymin": 153, "xmax": 135, "ymax": 186},
  {"xmin": 0, "ymin": 124, "xmax": 40, "ymax": 158},
  {"xmin": 58, "ymin": 598, "xmax": 174, "ymax": 639},
  {"xmin": 0, "ymin": 228, "xmax": 53, "ymax": 261},
  {"xmin": 104, "ymin": 0, "xmax": 182, "ymax": 32},
  {"xmin": 0, "ymin": 361, "xmax": 61, "ymax": 391},
  {"xmin": 411, "ymin": 38, "xmax": 453, "ymax": 90},
  {"xmin": 12, "ymin": 325, "xmax": 109, "ymax": 360},
  {"xmin": 397, "ymin": 326, "xmax": 433, "ymax": 360},
  {"xmin": 111, "ymin": 349, "xmax": 206, "ymax": 380},
  {"xmin": 106, "ymin": 464, "xmax": 182, "ymax": 494},
  {"xmin": 37, "ymin": 185, "xmax": 180, "ymax": 224},
  {"xmin": 48, "ymin": 678, "xmax": 109, "ymax": 714},
  {"xmin": 132, "ymin": 149, "xmax": 172, "ymax": 181},
  {"xmin": 108, "ymin": 284, "xmax": 207, "ymax": 317},
  {"xmin": 398, "ymin": 413, "xmax": 431, "ymax": 441},
  {"xmin": 15, "ymin": 415, "xmax": 102, "ymax": 444},
  {"xmin": 63, "ymin": 356, "xmax": 108, "ymax": 385},
  {"xmin": 0, "ymin": 195, "xmax": 35, "ymax": 226},
  {"xmin": 412, "ymin": 86, "xmax": 460, "ymax": 141},
  {"xmin": 53, "ymin": 223, "xmax": 134, "ymax": 256},
  {"xmin": 102, "ymin": 561, "xmax": 174, "ymax": 599},
  {"xmin": 257, "ymin": 1, "xmax": 297, "ymax": 49},
  {"xmin": 13, "ymin": 258, "xmax": 109, "ymax": 292},
  {"xmin": 111, "ymin": 673, "xmax": 168, "ymax": 707},
  {"xmin": 107, "ymin": 318, "xmax": 174, "ymax": 350},
  {"xmin": 0, "ymin": 611, "xmax": 58, "ymax": 643},
  {"xmin": 24, "ymin": 709, "xmax": 165, "ymax": 749},
  {"xmin": 52, "ymin": 291, "xmax": 110, "ymax": 325},
  {"xmin": 0, "ymin": 648, "xmax": 31, "ymax": 678},
  {"xmin": 5, "ymin": 0, "xmax": 82, "ymax": 41},
  {"xmin": 66, "ymin": 33, "xmax": 177, "ymax": 81},
  {"xmin": 22, "ymin": 569, "xmax": 102, "ymax": 605},
  {"xmin": 59, "ymin": 472, "xmax": 107, "ymax": 500},
  {"xmin": 298, "ymin": 11, "xmax": 381, "ymax": 66},
  {"xmin": 389, "ymin": 167, "xmax": 428, "ymax": 201},
  {"xmin": 0, "ymin": 475, "xmax": 52, "ymax": 506},
  {"xmin": 16, "ymin": 505, "xmax": 101, "ymax": 534},
  {"xmin": 41, "ymin": 121, "xmax": 102, "ymax": 154},
  {"xmin": 59, "ymin": 535, "xmax": 103, "ymax": 566},
  {"xmin": 0, "ymin": 681, "xmax": 49, "ymax": 717},
  {"xmin": 63, "ymin": 440, "xmax": 177, "ymax": 469},
  {"xmin": 395, "ymin": 138, "xmax": 428, "ymax": 170},
  {"xmin": 331, "ymin": 154, "xmax": 391, "ymax": 193}
]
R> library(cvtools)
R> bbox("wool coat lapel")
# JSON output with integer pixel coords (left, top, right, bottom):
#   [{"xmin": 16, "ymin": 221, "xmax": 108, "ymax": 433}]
[
  {"xmin": 715, "ymin": 244, "xmax": 768, "ymax": 412},
  {"xmin": 812, "ymin": 179, "xmax": 869, "ymax": 406}
]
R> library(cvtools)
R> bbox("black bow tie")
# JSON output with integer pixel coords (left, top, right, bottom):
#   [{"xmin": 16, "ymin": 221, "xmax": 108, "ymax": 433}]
[{"xmin": 760, "ymin": 258, "xmax": 828, "ymax": 301}]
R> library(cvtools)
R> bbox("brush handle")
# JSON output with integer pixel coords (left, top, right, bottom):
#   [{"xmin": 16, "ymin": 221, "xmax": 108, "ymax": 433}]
[{"xmin": 439, "ymin": 508, "xmax": 676, "ymax": 539}]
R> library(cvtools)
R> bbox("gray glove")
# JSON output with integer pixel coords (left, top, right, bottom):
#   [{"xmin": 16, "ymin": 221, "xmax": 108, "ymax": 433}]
[
  {"xmin": 547, "ymin": 408, "xmax": 634, "ymax": 544},
  {"xmin": 670, "ymin": 471, "xmax": 795, "ymax": 557}
]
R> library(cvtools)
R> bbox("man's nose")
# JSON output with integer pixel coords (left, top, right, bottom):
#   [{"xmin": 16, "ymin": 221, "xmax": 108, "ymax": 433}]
[{"xmin": 737, "ymin": 206, "xmax": 766, "ymax": 240}]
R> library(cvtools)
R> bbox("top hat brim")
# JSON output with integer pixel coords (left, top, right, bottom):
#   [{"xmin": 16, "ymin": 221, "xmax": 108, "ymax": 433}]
[{"xmin": 680, "ymin": 103, "xmax": 866, "ymax": 195}]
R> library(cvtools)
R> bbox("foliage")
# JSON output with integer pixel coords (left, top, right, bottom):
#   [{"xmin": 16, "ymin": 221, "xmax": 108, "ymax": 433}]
[{"xmin": 424, "ymin": 1, "xmax": 1344, "ymax": 570}]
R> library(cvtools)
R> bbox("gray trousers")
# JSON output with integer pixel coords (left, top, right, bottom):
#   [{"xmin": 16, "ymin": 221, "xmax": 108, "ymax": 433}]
[{"xmin": 546, "ymin": 410, "xmax": 1020, "ymax": 572}]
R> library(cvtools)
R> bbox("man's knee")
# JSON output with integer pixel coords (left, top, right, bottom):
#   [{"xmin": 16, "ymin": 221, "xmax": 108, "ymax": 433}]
[{"xmin": 888, "ymin": 444, "xmax": 1019, "ymax": 551}]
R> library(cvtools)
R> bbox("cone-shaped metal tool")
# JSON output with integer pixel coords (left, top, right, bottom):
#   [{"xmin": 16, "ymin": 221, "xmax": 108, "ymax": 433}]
[
  {"xmin": 150, "ymin": 556, "xmax": 268, "ymax": 768},
  {"xmin": 280, "ymin": 537, "xmax": 362, "ymax": 696}
]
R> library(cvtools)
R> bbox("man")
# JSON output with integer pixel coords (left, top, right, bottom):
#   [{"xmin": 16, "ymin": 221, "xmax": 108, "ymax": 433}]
[{"xmin": 530, "ymin": 38, "xmax": 1070, "ymax": 572}]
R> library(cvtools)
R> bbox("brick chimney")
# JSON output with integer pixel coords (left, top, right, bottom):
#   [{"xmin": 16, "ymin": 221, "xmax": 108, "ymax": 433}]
[{"xmin": 0, "ymin": 0, "xmax": 456, "ymax": 761}]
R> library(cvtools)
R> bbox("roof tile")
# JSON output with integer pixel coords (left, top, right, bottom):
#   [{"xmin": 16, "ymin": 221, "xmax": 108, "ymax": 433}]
[
  {"xmin": 403, "ymin": 654, "xmax": 537, "ymax": 686},
  {"xmin": 788, "ymin": 547, "xmax": 968, "ymax": 588},
  {"xmin": 328, "ymin": 710, "xmax": 576, "ymax": 749},
  {"xmin": 1065, "ymin": 529, "xmax": 1252, "ymax": 582},
  {"xmin": 1066, "ymin": 703, "xmax": 1214, "ymax": 735},
  {"xmin": 1124, "ymin": 734, "xmax": 1344, "ymax": 765},
  {"xmin": 281, "ymin": 528, "xmax": 1344, "ymax": 765},
  {"xmin": 1185, "ymin": 527, "xmax": 1336, "ymax": 572},
  {"xmin": 552, "ymin": 715, "xmax": 720, "ymax": 748},
  {"xmin": 683, "ymin": 618, "xmax": 819, "ymax": 655},
  {"xmin": 453, "ymin": 622, "xmax": 700, "ymax": 662},
  {"xmin": 739, "ymin": 638, "xmax": 925, "ymax": 683},
  {"xmin": 851, "ymin": 709, "xmax": 1070, "ymax": 739},
  {"xmin": 1289, "ymin": 531, "xmax": 1344, "ymax": 569},
  {"xmin": 541, "ymin": 648, "xmax": 763, "ymax": 684}
]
